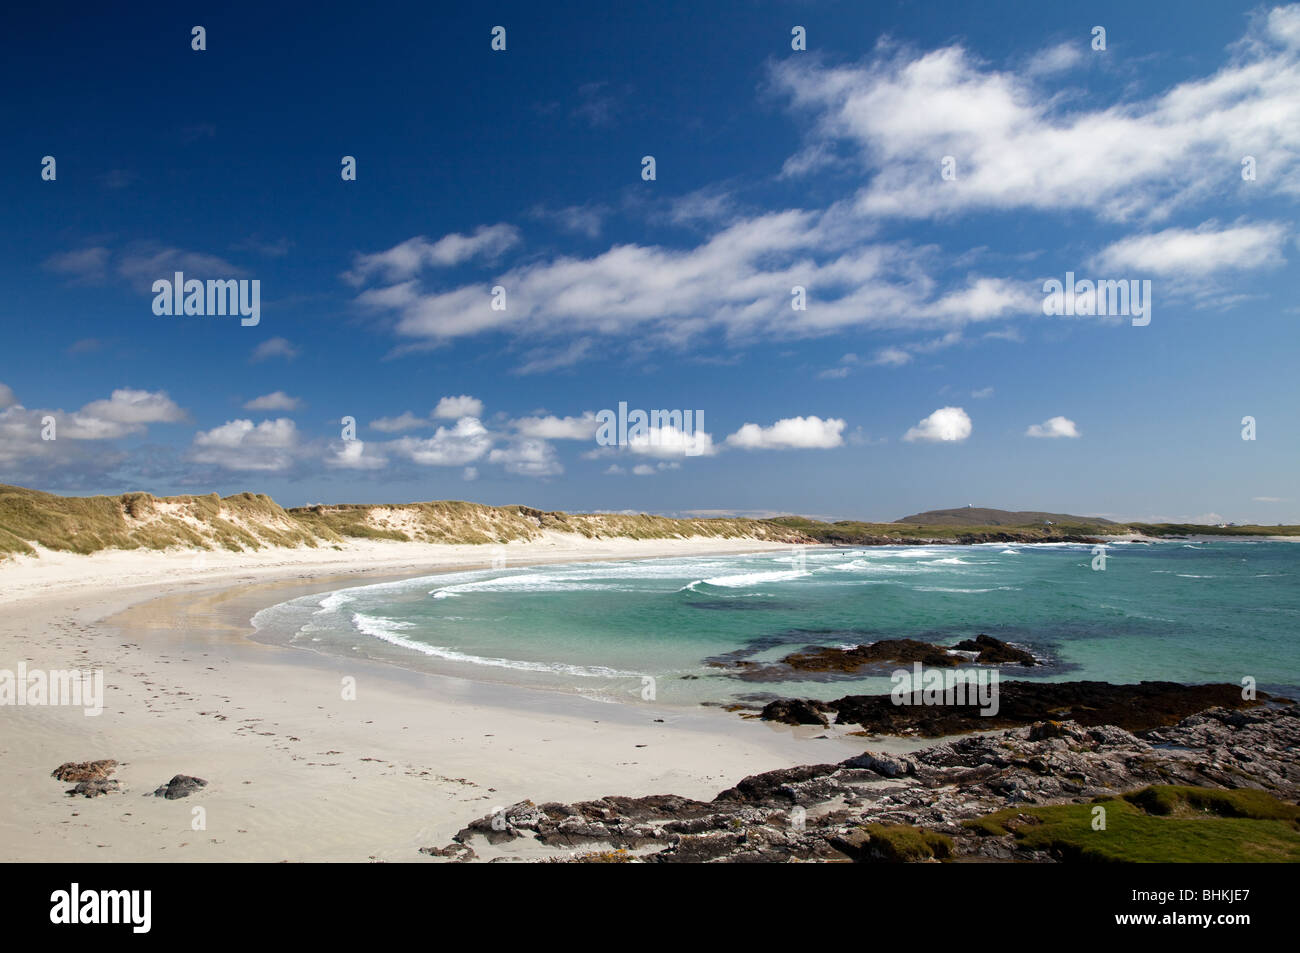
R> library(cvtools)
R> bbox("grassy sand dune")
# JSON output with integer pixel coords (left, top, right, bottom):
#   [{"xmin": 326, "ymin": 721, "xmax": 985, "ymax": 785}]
[{"xmin": 0, "ymin": 484, "xmax": 811, "ymax": 559}]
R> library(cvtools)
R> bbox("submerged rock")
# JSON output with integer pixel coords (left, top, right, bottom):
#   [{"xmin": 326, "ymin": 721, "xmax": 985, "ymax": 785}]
[{"xmin": 717, "ymin": 634, "xmax": 1039, "ymax": 682}]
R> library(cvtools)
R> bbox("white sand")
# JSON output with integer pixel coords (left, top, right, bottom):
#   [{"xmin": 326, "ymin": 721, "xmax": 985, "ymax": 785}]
[{"xmin": 0, "ymin": 535, "xmax": 893, "ymax": 862}]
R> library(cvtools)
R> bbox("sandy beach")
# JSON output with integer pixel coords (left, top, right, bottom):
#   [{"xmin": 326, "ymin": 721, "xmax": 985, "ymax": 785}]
[{"xmin": 0, "ymin": 536, "xmax": 910, "ymax": 862}]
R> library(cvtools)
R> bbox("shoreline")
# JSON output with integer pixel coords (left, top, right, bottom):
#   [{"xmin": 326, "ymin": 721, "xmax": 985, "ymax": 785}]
[
  {"xmin": 5, "ymin": 535, "xmax": 1295, "ymax": 862},
  {"xmin": 0, "ymin": 536, "xmax": 932, "ymax": 863}
]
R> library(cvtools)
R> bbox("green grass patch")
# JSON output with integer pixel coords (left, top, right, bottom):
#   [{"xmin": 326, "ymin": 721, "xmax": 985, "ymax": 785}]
[
  {"xmin": 964, "ymin": 785, "xmax": 1300, "ymax": 862},
  {"xmin": 860, "ymin": 824, "xmax": 954, "ymax": 862}
]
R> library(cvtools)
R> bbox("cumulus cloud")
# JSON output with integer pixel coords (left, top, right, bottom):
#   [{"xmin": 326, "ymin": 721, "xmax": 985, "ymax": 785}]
[
  {"xmin": 243, "ymin": 391, "xmax": 303, "ymax": 412},
  {"xmin": 726, "ymin": 416, "xmax": 846, "ymax": 450},
  {"xmin": 0, "ymin": 385, "xmax": 188, "ymax": 482},
  {"xmin": 1026, "ymin": 415, "xmax": 1080, "ymax": 438},
  {"xmin": 389, "ymin": 417, "xmax": 493, "ymax": 466},
  {"xmin": 66, "ymin": 389, "xmax": 187, "ymax": 439},
  {"xmin": 325, "ymin": 439, "xmax": 387, "ymax": 470},
  {"xmin": 511, "ymin": 412, "xmax": 599, "ymax": 440},
  {"xmin": 433, "ymin": 395, "xmax": 485, "ymax": 419},
  {"xmin": 488, "ymin": 438, "xmax": 563, "ymax": 476},
  {"xmin": 903, "ymin": 406, "xmax": 972, "ymax": 443},
  {"xmin": 627, "ymin": 424, "xmax": 717, "ymax": 459},
  {"xmin": 190, "ymin": 418, "xmax": 298, "ymax": 471}
]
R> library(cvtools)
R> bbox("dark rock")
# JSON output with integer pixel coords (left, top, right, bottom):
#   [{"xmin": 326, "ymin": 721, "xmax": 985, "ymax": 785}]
[
  {"xmin": 152, "ymin": 775, "xmax": 208, "ymax": 799},
  {"xmin": 759, "ymin": 698, "xmax": 830, "ymax": 726},
  {"xmin": 952, "ymin": 634, "xmax": 1038, "ymax": 666},
  {"xmin": 825, "ymin": 680, "xmax": 1269, "ymax": 737}
]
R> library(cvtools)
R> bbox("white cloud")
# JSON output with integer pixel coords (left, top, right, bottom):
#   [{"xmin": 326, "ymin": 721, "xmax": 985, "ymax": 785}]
[
  {"xmin": 190, "ymin": 418, "xmax": 298, "ymax": 471},
  {"xmin": 488, "ymin": 438, "xmax": 562, "ymax": 476},
  {"xmin": 250, "ymin": 337, "xmax": 298, "ymax": 362},
  {"xmin": 1092, "ymin": 221, "xmax": 1288, "ymax": 275},
  {"xmin": 390, "ymin": 417, "xmax": 492, "ymax": 466},
  {"xmin": 971, "ymin": 386, "xmax": 994, "ymax": 399},
  {"xmin": 326, "ymin": 439, "xmax": 387, "ymax": 470},
  {"xmin": 771, "ymin": 12, "xmax": 1300, "ymax": 222},
  {"xmin": 78, "ymin": 389, "xmax": 186, "ymax": 428},
  {"xmin": 903, "ymin": 406, "xmax": 972, "ymax": 443},
  {"xmin": 244, "ymin": 391, "xmax": 303, "ymax": 412},
  {"xmin": 1025, "ymin": 40, "xmax": 1085, "ymax": 77},
  {"xmin": 434, "ymin": 395, "xmax": 485, "ymax": 419},
  {"xmin": 873, "ymin": 347, "xmax": 912, "ymax": 366},
  {"xmin": 57, "ymin": 389, "xmax": 187, "ymax": 439},
  {"xmin": 1026, "ymin": 415, "xmax": 1080, "ymax": 438},
  {"xmin": 351, "ymin": 206, "xmax": 1037, "ymax": 351},
  {"xmin": 632, "ymin": 464, "xmax": 656, "ymax": 476},
  {"xmin": 627, "ymin": 424, "xmax": 717, "ymax": 458},
  {"xmin": 343, "ymin": 225, "xmax": 519, "ymax": 285},
  {"xmin": 0, "ymin": 386, "xmax": 186, "ymax": 476},
  {"xmin": 726, "ymin": 416, "xmax": 846, "ymax": 450},
  {"xmin": 511, "ymin": 412, "xmax": 599, "ymax": 440}
]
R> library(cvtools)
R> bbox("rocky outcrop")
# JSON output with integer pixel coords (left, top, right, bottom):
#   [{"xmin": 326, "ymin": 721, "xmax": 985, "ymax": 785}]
[
  {"xmin": 759, "ymin": 680, "xmax": 1263, "ymax": 736},
  {"xmin": 425, "ymin": 704, "xmax": 1299, "ymax": 863}
]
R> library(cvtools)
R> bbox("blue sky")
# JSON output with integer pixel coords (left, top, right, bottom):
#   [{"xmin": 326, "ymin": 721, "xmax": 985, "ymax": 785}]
[{"xmin": 2, "ymin": 1, "xmax": 1297, "ymax": 522}]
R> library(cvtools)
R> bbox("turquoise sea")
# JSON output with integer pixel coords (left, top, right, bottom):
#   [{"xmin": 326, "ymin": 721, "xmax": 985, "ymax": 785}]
[{"xmin": 250, "ymin": 540, "xmax": 1300, "ymax": 707}]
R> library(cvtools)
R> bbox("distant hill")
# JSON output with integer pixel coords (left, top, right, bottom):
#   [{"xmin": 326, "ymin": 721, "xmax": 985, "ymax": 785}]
[{"xmin": 894, "ymin": 507, "xmax": 1119, "ymax": 528}]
